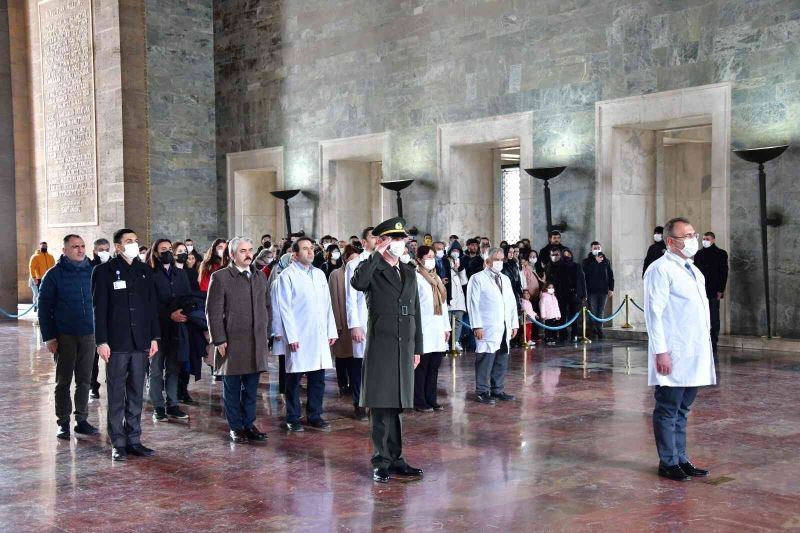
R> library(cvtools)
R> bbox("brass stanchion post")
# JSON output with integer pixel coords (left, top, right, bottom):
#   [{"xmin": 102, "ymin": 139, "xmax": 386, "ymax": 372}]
[
  {"xmin": 447, "ymin": 313, "xmax": 459, "ymax": 358},
  {"xmin": 621, "ymin": 294, "xmax": 633, "ymax": 329},
  {"xmin": 579, "ymin": 306, "xmax": 591, "ymax": 344}
]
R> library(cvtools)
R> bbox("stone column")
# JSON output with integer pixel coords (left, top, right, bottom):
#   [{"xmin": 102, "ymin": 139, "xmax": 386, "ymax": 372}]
[{"xmin": 0, "ymin": 0, "xmax": 18, "ymax": 314}]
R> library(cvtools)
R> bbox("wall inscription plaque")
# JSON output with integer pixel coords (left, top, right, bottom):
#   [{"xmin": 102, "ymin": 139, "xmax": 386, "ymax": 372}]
[{"xmin": 38, "ymin": 0, "xmax": 97, "ymax": 227}]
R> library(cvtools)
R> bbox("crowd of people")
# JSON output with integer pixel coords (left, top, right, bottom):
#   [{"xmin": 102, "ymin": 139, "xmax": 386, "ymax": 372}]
[{"xmin": 30, "ymin": 215, "xmax": 728, "ymax": 482}]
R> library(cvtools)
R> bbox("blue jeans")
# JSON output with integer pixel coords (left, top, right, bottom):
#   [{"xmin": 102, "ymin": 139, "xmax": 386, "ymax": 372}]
[
  {"xmin": 222, "ymin": 373, "xmax": 260, "ymax": 431},
  {"xmin": 653, "ymin": 386, "xmax": 698, "ymax": 467}
]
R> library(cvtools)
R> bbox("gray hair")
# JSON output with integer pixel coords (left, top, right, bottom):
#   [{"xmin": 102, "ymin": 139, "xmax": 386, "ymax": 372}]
[
  {"xmin": 93, "ymin": 238, "xmax": 109, "ymax": 247},
  {"xmin": 664, "ymin": 217, "xmax": 691, "ymax": 239},
  {"xmin": 228, "ymin": 236, "xmax": 254, "ymax": 256},
  {"xmin": 485, "ymin": 246, "xmax": 504, "ymax": 262}
]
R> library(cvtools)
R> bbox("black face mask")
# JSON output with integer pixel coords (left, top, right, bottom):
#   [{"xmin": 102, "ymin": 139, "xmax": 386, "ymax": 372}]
[
  {"xmin": 159, "ymin": 251, "xmax": 173, "ymax": 265},
  {"xmin": 263, "ymin": 241, "xmax": 271, "ymax": 248},
  {"xmin": 175, "ymin": 253, "xmax": 188, "ymax": 264},
  {"xmin": 41, "ymin": 247, "xmax": 48, "ymax": 253}
]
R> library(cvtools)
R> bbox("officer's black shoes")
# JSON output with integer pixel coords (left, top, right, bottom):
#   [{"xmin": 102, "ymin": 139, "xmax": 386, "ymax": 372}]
[
  {"xmin": 284, "ymin": 421, "xmax": 304, "ymax": 432},
  {"xmin": 373, "ymin": 467, "xmax": 390, "ymax": 483},
  {"xmin": 389, "ymin": 463, "xmax": 423, "ymax": 478},
  {"xmin": 56, "ymin": 424, "xmax": 70, "ymax": 440},
  {"xmin": 354, "ymin": 406, "xmax": 369, "ymax": 421},
  {"xmin": 680, "ymin": 461, "xmax": 709, "ymax": 477},
  {"xmin": 126, "ymin": 443, "xmax": 155, "ymax": 457},
  {"xmin": 475, "ymin": 393, "xmax": 496, "ymax": 405},
  {"xmin": 153, "ymin": 407, "xmax": 168, "ymax": 422},
  {"xmin": 307, "ymin": 418, "xmax": 331, "ymax": 431},
  {"xmin": 229, "ymin": 429, "xmax": 249, "ymax": 444},
  {"xmin": 112, "ymin": 447, "xmax": 127, "ymax": 461},
  {"xmin": 245, "ymin": 425, "xmax": 268, "ymax": 441},
  {"xmin": 658, "ymin": 464, "xmax": 691, "ymax": 481},
  {"xmin": 166, "ymin": 406, "xmax": 189, "ymax": 419},
  {"xmin": 74, "ymin": 420, "xmax": 99, "ymax": 435}
]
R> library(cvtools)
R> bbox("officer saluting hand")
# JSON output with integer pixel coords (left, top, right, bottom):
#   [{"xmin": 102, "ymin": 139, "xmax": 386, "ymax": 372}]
[{"xmin": 350, "ymin": 217, "xmax": 424, "ymax": 484}]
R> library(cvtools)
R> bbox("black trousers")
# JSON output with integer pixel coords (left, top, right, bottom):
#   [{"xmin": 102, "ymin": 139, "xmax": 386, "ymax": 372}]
[
  {"xmin": 335, "ymin": 357, "xmax": 350, "ymax": 389},
  {"xmin": 54, "ymin": 334, "xmax": 95, "ymax": 425},
  {"xmin": 557, "ymin": 297, "xmax": 580, "ymax": 341},
  {"xmin": 277, "ymin": 355, "xmax": 286, "ymax": 394},
  {"xmin": 106, "ymin": 350, "xmax": 148, "ymax": 448},
  {"xmin": 370, "ymin": 407, "xmax": 406, "ymax": 469},
  {"xmin": 708, "ymin": 298, "xmax": 720, "ymax": 354},
  {"xmin": 414, "ymin": 352, "xmax": 444, "ymax": 409},
  {"xmin": 90, "ymin": 352, "xmax": 101, "ymax": 393},
  {"xmin": 340, "ymin": 357, "xmax": 363, "ymax": 406},
  {"xmin": 285, "ymin": 369, "xmax": 325, "ymax": 423}
]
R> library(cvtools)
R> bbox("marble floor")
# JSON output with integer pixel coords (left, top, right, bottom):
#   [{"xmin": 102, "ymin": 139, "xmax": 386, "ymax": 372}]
[{"xmin": 1, "ymin": 318, "xmax": 799, "ymax": 532}]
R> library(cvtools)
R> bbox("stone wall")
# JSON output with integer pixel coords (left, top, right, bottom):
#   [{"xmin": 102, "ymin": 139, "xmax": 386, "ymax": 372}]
[
  {"xmin": 0, "ymin": 0, "xmax": 17, "ymax": 313},
  {"xmin": 146, "ymin": 0, "xmax": 217, "ymax": 248},
  {"xmin": 214, "ymin": 0, "xmax": 800, "ymax": 337}
]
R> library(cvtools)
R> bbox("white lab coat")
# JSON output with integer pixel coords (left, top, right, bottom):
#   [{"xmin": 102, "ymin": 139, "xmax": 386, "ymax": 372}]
[
  {"xmin": 416, "ymin": 272, "xmax": 452, "ymax": 354},
  {"xmin": 644, "ymin": 251, "xmax": 716, "ymax": 387},
  {"xmin": 270, "ymin": 280, "xmax": 286, "ymax": 356},
  {"xmin": 344, "ymin": 251, "xmax": 369, "ymax": 358},
  {"xmin": 466, "ymin": 269, "xmax": 519, "ymax": 354},
  {"xmin": 275, "ymin": 262, "xmax": 338, "ymax": 373},
  {"xmin": 448, "ymin": 263, "xmax": 467, "ymax": 312}
]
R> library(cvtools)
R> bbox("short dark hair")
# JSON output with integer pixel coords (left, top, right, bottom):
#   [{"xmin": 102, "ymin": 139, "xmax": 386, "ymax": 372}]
[
  {"xmin": 113, "ymin": 228, "xmax": 136, "ymax": 244},
  {"xmin": 549, "ymin": 230, "xmax": 561, "ymax": 237},
  {"xmin": 261, "ymin": 234, "xmax": 271, "ymax": 240},
  {"xmin": 63, "ymin": 234, "xmax": 82, "ymax": 245},
  {"xmin": 466, "ymin": 238, "xmax": 479, "ymax": 246},
  {"xmin": 40, "ymin": 241, "xmax": 47, "ymax": 245},
  {"xmin": 93, "ymin": 238, "xmax": 110, "ymax": 248},
  {"xmin": 291, "ymin": 237, "xmax": 314, "ymax": 253},
  {"xmin": 664, "ymin": 217, "xmax": 691, "ymax": 239},
  {"xmin": 361, "ymin": 226, "xmax": 374, "ymax": 240},
  {"xmin": 591, "ymin": 241, "xmax": 600, "ymax": 247},
  {"xmin": 704, "ymin": 231, "xmax": 715, "ymax": 238},
  {"xmin": 449, "ymin": 234, "xmax": 458, "ymax": 240},
  {"xmin": 654, "ymin": 226, "xmax": 664, "ymax": 234},
  {"xmin": 417, "ymin": 245, "xmax": 433, "ymax": 260},
  {"xmin": 184, "ymin": 238, "xmax": 193, "ymax": 243}
]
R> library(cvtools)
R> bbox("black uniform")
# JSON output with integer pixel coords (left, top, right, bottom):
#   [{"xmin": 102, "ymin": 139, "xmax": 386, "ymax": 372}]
[
  {"xmin": 642, "ymin": 241, "xmax": 666, "ymax": 277},
  {"xmin": 351, "ymin": 222, "xmax": 423, "ymax": 474},
  {"xmin": 92, "ymin": 256, "xmax": 160, "ymax": 449},
  {"xmin": 693, "ymin": 243, "xmax": 728, "ymax": 354}
]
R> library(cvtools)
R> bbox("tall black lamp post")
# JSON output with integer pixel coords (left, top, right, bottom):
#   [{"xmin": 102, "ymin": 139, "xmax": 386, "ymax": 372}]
[
  {"xmin": 524, "ymin": 166, "xmax": 568, "ymax": 233},
  {"xmin": 270, "ymin": 189, "xmax": 301, "ymax": 238},
  {"xmin": 733, "ymin": 144, "xmax": 788, "ymax": 339},
  {"xmin": 379, "ymin": 179, "xmax": 414, "ymax": 218}
]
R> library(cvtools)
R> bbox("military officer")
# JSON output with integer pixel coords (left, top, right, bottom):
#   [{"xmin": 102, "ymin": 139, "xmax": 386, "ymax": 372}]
[{"xmin": 350, "ymin": 217, "xmax": 424, "ymax": 484}]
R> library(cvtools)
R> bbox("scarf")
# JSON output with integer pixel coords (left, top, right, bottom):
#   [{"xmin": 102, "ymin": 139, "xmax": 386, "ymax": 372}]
[{"xmin": 417, "ymin": 264, "xmax": 446, "ymax": 315}]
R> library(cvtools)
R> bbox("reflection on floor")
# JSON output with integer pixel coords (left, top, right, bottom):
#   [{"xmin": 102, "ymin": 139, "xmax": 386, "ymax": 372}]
[{"xmin": 2, "ymin": 319, "xmax": 800, "ymax": 531}]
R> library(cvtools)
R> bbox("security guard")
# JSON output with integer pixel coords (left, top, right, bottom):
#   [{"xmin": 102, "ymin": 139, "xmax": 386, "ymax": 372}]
[{"xmin": 350, "ymin": 217, "xmax": 424, "ymax": 483}]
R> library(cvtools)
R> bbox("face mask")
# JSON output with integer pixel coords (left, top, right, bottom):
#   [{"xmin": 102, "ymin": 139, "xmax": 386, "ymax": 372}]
[
  {"xmin": 680, "ymin": 237, "xmax": 699, "ymax": 258},
  {"xmin": 654, "ymin": 234, "xmax": 663, "ymax": 243},
  {"xmin": 122, "ymin": 242, "xmax": 139, "ymax": 260},
  {"xmin": 97, "ymin": 251, "xmax": 110, "ymax": 263},
  {"xmin": 423, "ymin": 259, "xmax": 436, "ymax": 271},
  {"xmin": 550, "ymin": 255, "xmax": 560, "ymax": 262},
  {"xmin": 159, "ymin": 251, "xmax": 173, "ymax": 265},
  {"xmin": 435, "ymin": 250, "xmax": 444, "ymax": 259},
  {"xmin": 399, "ymin": 254, "xmax": 411, "ymax": 264},
  {"xmin": 216, "ymin": 248, "xmax": 225, "ymax": 259},
  {"xmin": 491, "ymin": 261, "xmax": 504, "ymax": 273},
  {"xmin": 176, "ymin": 252, "xmax": 188, "ymax": 264},
  {"xmin": 265, "ymin": 256, "xmax": 273, "ymax": 263},
  {"xmin": 263, "ymin": 241, "xmax": 271, "ymax": 249},
  {"xmin": 186, "ymin": 245, "xmax": 193, "ymax": 253},
  {"xmin": 388, "ymin": 240, "xmax": 406, "ymax": 257},
  {"xmin": 591, "ymin": 249, "xmax": 601, "ymax": 256},
  {"xmin": 547, "ymin": 288, "xmax": 555, "ymax": 294},
  {"xmin": 450, "ymin": 251, "xmax": 460, "ymax": 259},
  {"xmin": 331, "ymin": 251, "xmax": 341, "ymax": 261},
  {"xmin": 530, "ymin": 255, "xmax": 537, "ymax": 263},
  {"xmin": 41, "ymin": 247, "xmax": 48, "ymax": 253},
  {"xmin": 702, "ymin": 240, "xmax": 712, "ymax": 248},
  {"xmin": 138, "ymin": 253, "xmax": 147, "ymax": 262}
]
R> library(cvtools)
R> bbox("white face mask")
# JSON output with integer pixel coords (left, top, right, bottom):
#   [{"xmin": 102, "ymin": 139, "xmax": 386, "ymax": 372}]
[
  {"xmin": 331, "ymin": 251, "xmax": 341, "ymax": 260},
  {"xmin": 388, "ymin": 240, "xmax": 407, "ymax": 258},
  {"xmin": 591, "ymin": 248, "xmax": 601, "ymax": 256},
  {"xmin": 423, "ymin": 258, "xmax": 436, "ymax": 271},
  {"xmin": 137, "ymin": 253, "xmax": 146, "ymax": 262},
  {"xmin": 702, "ymin": 240, "xmax": 712, "ymax": 248},
  {"xmin": 399, "ymin": 254, "xmax": 411, "ymax": 264},
  {"xmin": 491, "ymin": 261, "xmax": 504, "ymax": 273},
  {"xmin": 547, "ymin": 288, "xmax": 555, "ymax": 294},
  {"xmin": 680, "ymin": 237, "xmax": 699, "ymax": 258},
  {"xmin": 216, "ymin": 248, "xmax": 225, "ymax": 259},
  {"xmin": 122, "ymin": 242, "xmax": 139, "ymax": 260},
  {"xmin": 186, "ymin": 245, "xmax": 193, "ymax": 253},
  {"xmin": 435, "ymin": 250, "xmax": 444, "ymax": 259},
  {"xmin": 550, "ymin": 255, "xmax": 559, "ymax": 262},
  {"xmin": 97, "ymin": 251, "xmax": 110, "ymax": 263},
  {"xmin": 653, "ymin": 234, "xmax": 663, "ymax": 243},
  {"xmin": 450, "ymin": 251, "xmax": 460, "ymax": 259}
]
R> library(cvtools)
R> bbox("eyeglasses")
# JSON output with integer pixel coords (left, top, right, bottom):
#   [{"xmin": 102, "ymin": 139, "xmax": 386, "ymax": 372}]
[{"xmin": 669, "ymin": 232, "xmax": 699, "ymax": 240}]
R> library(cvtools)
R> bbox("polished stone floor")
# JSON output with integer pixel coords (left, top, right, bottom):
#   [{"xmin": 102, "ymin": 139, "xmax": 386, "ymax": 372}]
[{"xmin": 2, "ymin": 318, "xmax": 800, "ymax": 532}]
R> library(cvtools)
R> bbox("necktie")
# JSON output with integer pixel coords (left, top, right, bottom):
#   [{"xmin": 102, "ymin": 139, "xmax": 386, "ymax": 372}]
[
  {"xmin": 394, "ymin": 265, "xmax": 402, "ymax": 282},
  {"xmin": 244, "ymin": 270, "xmax": 251, "ymax": 280},
  {"xmin": 494, "ymin": 274, "xmax": 503, "ymax": 293},
  {"xmin": 684, "ymin": 262, "xmax": 696, "ymax": 280}
]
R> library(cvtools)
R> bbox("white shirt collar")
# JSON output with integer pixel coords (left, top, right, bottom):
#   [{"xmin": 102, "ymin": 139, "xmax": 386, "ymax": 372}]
[{"xmin": 234, "ymin": 264, "xmax": 250, "ymax": 274}]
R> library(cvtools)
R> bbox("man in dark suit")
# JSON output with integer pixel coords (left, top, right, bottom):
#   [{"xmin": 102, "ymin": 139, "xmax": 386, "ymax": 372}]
[
  {"xmin": 693, "ymin": 231, "xmax": 728, "ymax": 355},
  {"xmin": 92, "ymin": 228, "xmax": 160, "ymax": 461},
  {"xmin": 351, "ymin": 217, "xmax": 424, "ymax": 484},
  {"xmin": 88, "ymin": 237, "xmax": 111, "ymax": 399},
  {"xmin": 539, "ymin": 230, "xmax": 563, "ymax": 267},
  {"xmin": 642, "ymin": 225, "xmax": 666, "ymax": 277}
]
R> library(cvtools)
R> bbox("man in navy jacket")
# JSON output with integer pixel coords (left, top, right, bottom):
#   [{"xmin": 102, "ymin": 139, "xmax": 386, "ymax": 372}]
[
  {"xmin": 92, "ymin": 228, "xmax": 160, "ymax": 461},
  {"xmin": 38, "ymin": 234, "xmax": 98, "ymax": 440}
]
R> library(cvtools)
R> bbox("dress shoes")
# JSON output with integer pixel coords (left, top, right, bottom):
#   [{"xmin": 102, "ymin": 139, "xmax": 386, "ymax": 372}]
[
  {"xmin": 354, "ymin": 406, "xmax": 369, "ymax": 421},
  {"xmin": 432, "ymin": 404, "xmax": 445, "ymax": 411},
  {"xmin": 491, "ymin": 392, "xmax": 515, "ymax": 401},
  {"xmin": 475, "ymin": 393, "xmax": 496, "ymax": 405},
  {"xmin": 166, "ymin": 406, "xmax": 189, "ymax": 420},
  {"xmin": 373, "ymin": 467, "xmax": 390, "ymax": 483},
  {"xmin": 307, "ymin": 418, "xmax": 331, "ymax": 431},
  {"xmin": 56, "ymin": 424, "xmax": 70, "ymax": 440},
  {"xmin": 153, "ymin": 407, "xmax": 168, "ymax": 422},
  {"xmin": 244, "ymin": 425, "xmax": 268, "ymax": 441},
  {"xmin": 389, "ymin": 463, "xmax": 424, "ymax": 478},
  {"xmin": 125, "ymin": 443, "xmax": 155, "ymax": 457},
  {"xmin": 74, "ymin": 420, "xmax": 99, "ymax": 435},
  {"xmin": 179, "ymin": 392, "xmax": 199, "ymax": 406},
  {"xmin": 284, "ymin": 421, "xmax": 304, "ymax": 432},
  {"xmin": 680, "ymin": 461, "xmax": 709, "ymax": 477},
  {"xmin": 414, "ymin": 406, "xmax": 434, "ymax": 413},
  {"xmin": 111, "ymin": 447, "xmax": 127, "ymax": 461},
  {"xmin": 89, "ymin": 389, "xmax": 100, "ymax": 400},
  {"xmin": 229, "ymin": 429, "xmax": 249, "ymax": 444},
  {"xmin": 658, "ymin": 464, "xmax": 691, "ymax": 481}
]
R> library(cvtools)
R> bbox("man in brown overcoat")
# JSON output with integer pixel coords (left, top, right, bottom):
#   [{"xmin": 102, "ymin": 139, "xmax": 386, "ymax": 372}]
[{"xmin": 206, "ymin": 237, "xmax": 270, "ymax": 444}]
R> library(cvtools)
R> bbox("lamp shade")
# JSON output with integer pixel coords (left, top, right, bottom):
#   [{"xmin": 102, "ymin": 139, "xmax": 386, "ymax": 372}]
[{"xmin": 733, "ymin": 145, "xmax": 789, "ymax": 164}]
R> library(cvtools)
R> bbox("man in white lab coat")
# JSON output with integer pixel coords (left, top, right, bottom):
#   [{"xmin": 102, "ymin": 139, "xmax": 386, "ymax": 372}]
[
  {"xmin": 644, "ymin": 217, "xmax": 716, "ymax": 482},
  {"xmin": 346, "ymin": 227, "xmax": 377, "ymax": 361},
  {"xmin": 275, "ymin": 237, "xmax": 338, "ymax": 432},
  {"xmin": 466, "ymin": 247, "xmax": 519, "ymax": 404}
]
